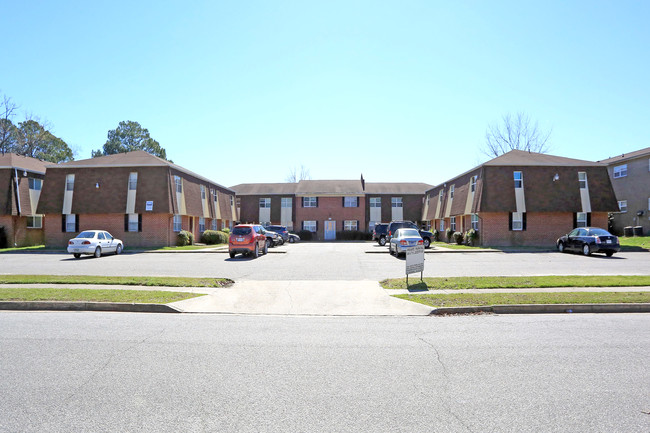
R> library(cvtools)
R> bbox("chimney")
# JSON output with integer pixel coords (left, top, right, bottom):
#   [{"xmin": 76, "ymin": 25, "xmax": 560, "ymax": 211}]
[{"xmin": 360, "ymin": 174, "xmax": 365, "ymax": 191}]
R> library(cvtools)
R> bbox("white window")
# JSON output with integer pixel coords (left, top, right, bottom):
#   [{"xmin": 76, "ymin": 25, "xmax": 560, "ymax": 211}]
[
  {"xmin": 576, "ymin": 212, "xmax": 587, "ymax": 228},
  {"xmin": 174, "ymin": 176, "xmax": 182, "ymax": 193},
  {"xmin": 514, "ymin": 171, "xmax": 523, "ymax": 189},
  {"xmin": 391, "ymin": 197, "xmax": 402, "ymax": 208},
  {"xmin": 470, "ymin": 176, "xmax": 476, "ymax": 193},
  {"xmin": 613, "ymin": 164, "xmax": 627, "ymax": 178},
  {"xmin": 618, "ymin": 200, "xmax": 627, "ymax": 213},
  {"xmin": 27, "ymin": 215, "xmax": 42, "ymax": 229},
  {"xmin": 259, "ymin": 198, "xmax": 271, "ymax": 208},
  {"xmin": 471, "ymin": 214, "xmax": 479, "ymax": 230},
  {"xmin": 212, "ymin": 190, "xmax": 218, "ymax": 203},
  {"xmin": 211, "ymin": 219, "xmax": 217, "ymax": 230},
  {"xmin": 303, "ymin": 197, "xmax": 317, "ymax": 207},
  {"xmin": 173, "ymin": 215, "xmax": 182, "ymax": 232},
  {"xmin": 439, "ymin": 220, "xmax": 444, "ymax": 231},
  {"xmin": 281, "ymin": 197, "xmax": 292, "ymax": 208},
  {"xmin": 578, "ymin": 172, "xmax": 587, "ymax": 189},
  {"xmin": 344, "ymin": 220, "xmax": 358, "ymax": 231},
  {"xmin": 200, "ymin": 185, "xmax": 206, "ymax": 200},
  {"xmin": 65, "ymin": 214, "xmax": 76, "ymax": 232},
  {"xmin": 199, "ymin": 217, "xmax": 205, "ymax": 233},
  {"xmin": 230, "ymin": 196, "xmax": 234, "ymax": 206},
  {"xmin": 303, "ymin": 221, "xmax": 316, "ymax": 232},
  {"xmin": 450, "ymin": 185, "xmax": 454, "ymax": 199},
  {"xmin": 29, "ymin": 178, "xmax": 42, "ymax": 191},
  {"xmin": 127, "ymin": 214, "xmax": 139, "ymax": 232},
  {"xmin": 511, "ymin": 212, "xmax": 523, "ymax": 231},
  {"xmin": 370, "ymin": 197, "xmax": 381, "ymax": 208},
  {"xmin": 450, "ymin": 216, "xmax": 456, "ymax": 231},
  {"xmin": 344, "ymin": 197, "xmax": 358, "ymax": 208},
  {"xmin": 66, "ymin": 174, "xmax": 75, "ymax": 191},
  {"xmin": 128, "ymin": 172, "xmax": 138, "ymax": 190},
  {"xmin": 439, "ymin": 190, "xmax": 443, "ymax": 200},
  {"xmin": 222, "ymin": 220, "xmax": 227, "ymax": 230}
]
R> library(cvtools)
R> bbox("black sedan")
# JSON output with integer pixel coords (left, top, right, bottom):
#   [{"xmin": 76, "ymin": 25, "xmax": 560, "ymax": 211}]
[{"xmin": 556, "ymin": 227, "xmax": 620, "ymax": 257}]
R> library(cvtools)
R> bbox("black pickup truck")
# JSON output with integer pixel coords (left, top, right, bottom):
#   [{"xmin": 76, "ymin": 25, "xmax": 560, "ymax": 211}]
[{"xmin": 386, "ymin": 221, "xmax": 434, "ymax": 248}]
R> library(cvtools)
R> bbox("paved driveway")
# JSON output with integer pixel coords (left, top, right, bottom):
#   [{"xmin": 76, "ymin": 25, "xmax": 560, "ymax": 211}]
[{"xmin": 1, "ymin": 242, "xmax": 648, "ymax": 280}]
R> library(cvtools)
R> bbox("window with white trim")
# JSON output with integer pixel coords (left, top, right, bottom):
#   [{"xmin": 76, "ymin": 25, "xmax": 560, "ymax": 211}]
[
  {"xmin": 514, "ymin": 171, "xmax": 523, "ymax": 189},
  {"xmin": 303, "ymin": 220, "xmax": 316, "ymax": 232},
  {"xmin": 230, "ymin": 196, "xmax": 234, "ymax": 206},
  {"xmin": 200, "ymin": 185, "xmax": 206, "ymax": 200},
  {"xmin": 618, "ymin": 200, "xmax": 627, "ymax": 213},
  {"xmin": 174, "ymin": 176, "xmax": 182, "ymax": 193},
  {"xmin": 439, "ymin": 219, "xmax": 445, "ymax": 231},
  {"xmin": 578, "ymin": 172, "xmax": 587, "ymax": 189},
  {"xmin": 259, "ymin": 198, "xmax": 271, "ymax": 208},
  {"xmin": 613, "ymin": 164, "xmax": 627, "ymax": 178},
  {"xmin": 344, "ymin": 197, "xmax": 358, "ymax": 207},
  {"xmin": 173, "ymin": 215, "xmax": 182, "ymax": 232},
  {"xmin": 511, "ymin": 212, "xmax": 523, "ymax": 231},
  {"xmin": 65, "ymin": 214, "xmax": 76, "ymax": 232},
  {"xmin": 211, "ymin": 219, "xmax": 217, "ymax": 231},
  {"xmin": 391, "ymin": 197, "xmax": 402, "ymax": 208},
  {"xmin": 450, "ymin": 185, "xmax": 454, "ymax": 199},
  {"xmin": 27, "ymin": 215, "xmax": 43, "ymax": 229},
  {"xmin": 439, "ymin": 190, "xmax": 443, "ymax": 200},
  {"xmin": 344, "ymin": 220, "xmax": 358, "ymax": 231},
  {"xmin": 29, "ymin": 178, "xmax": 42, "ymax": 191},
  {"xmin": 128, "ymin": 172, "xmax": 138, "ymax": 190},
  {"xmin": 450, "ymin": 216, "xmax": 456, "ymax": 231},
  {"xmin": 199, "ymin": 217, "xmax": 205, "ymax": 233},
  {"xmin": 576, "ymin": 212, "xmax": 587, "ymax": 228},
  {"xmin": 281, "ymin": 197, "xmax": 292, "ymax": 208},
  {"xmin": 470, "ymin": 176, "xmax": 476, "ymax": 193},
  {"xmin": 369, "ymin": 197, "xmax": 381, "ymax": 207},
  {"xmin": 471, "ymin": 214, "xmax": 479, "ymax": 230},
  {"xmin": 303, "ymin": 197, "xmax": 317, "ymax": 208},
  {"xmin": 128, "ymin": 214, "xmax": 139, "ymax": 232},
  {"xmin": 66, "ymin": 174, "xmax": 75, "ymax": 191}
]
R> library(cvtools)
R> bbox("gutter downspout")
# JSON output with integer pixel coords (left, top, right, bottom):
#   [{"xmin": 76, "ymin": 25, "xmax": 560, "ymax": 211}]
[{"xmin": 14, "ymin": 168, "xmax": 21, "ymax": 247}]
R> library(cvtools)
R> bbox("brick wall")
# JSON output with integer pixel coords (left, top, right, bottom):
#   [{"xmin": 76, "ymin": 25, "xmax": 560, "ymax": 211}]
[
  {"xmin": 0, "ymin": 216, "xmax": 44, "ymax": 247},
  {"xmin": 0, "ymin": 215, "xmax": 14, "ymax": 247},
  {"xmin": 296, "ymin": 196, "xmax": 366, "ymax": 238}
]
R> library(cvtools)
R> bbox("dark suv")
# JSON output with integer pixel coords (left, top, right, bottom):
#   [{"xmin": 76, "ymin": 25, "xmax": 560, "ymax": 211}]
[
  {"xmin": 372, "ymin": 223, "xmax": 389, "ymax": 246},
  {"xmin": 387, "ymin": 221, "xmax": 434, "ymax": 248},
  {"xmin": 264, "ymin": 225, "xmax": 288, "ymax": 244}
]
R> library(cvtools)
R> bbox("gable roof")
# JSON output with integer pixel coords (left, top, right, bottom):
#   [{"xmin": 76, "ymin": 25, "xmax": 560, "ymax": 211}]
[
  {"xmin": 295, "ymin": 180, "xmax": 364, "ymax": 195},
  {"xmin": 230, "ymin": 183, "xmax": 298, "ymax": 195},
  {"xmin": 0, "ymin": 153, "xmax": 52, "ymax": 174},
  {"xmin": 598, "ymin": 147, "xmax": 650, "ymax": 164},
  {"xmin": 484, "ymin": 149, "xmax": 603, "ymax": 167},
  {"xmin": 364, "ymin": 182, "xmax": 433, "ymax": 194}
]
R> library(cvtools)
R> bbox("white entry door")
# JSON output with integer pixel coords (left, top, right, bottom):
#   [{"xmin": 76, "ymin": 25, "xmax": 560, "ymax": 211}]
[{"xmin": 324, "ymin": 220, "xmax": 336, "ymax": 240}]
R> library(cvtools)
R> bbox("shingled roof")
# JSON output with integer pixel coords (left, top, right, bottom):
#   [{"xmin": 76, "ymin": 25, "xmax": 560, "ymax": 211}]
[
  {"xmin": 598, "ymin": 147, "xmax": 650, "ymax": 164},
  {"xmin": 0, "ymin": 153, "xmax": 52, "ymax": 174},
  {"xmin": 230, "ymin": 183, "xmax": 298, "ymax": 195},
  {"xmin": 484, "ymin": 150, "xmax": 603, "ymax": 167}
]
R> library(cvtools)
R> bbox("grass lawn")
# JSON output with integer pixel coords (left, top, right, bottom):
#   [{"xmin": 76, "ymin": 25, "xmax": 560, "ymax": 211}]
[
  {"xmin": 157, "ymin": 244, "xmax": 225, "ymax": 250},
  {"xmin": 381, "ymin": 275, "xmax": 650, "ymax": 291},
  {"xmin": 618, "ymin": 236, "xmax": 650, "ymax": 251},
  {"xmin": 0, "ymin": 245, "xmax": 46, "ymax": 253},
  {"xmin": 0, "ymin": 275, "xmax": 233, "ymax": 288},
  {"xmin": 395, "ymin": 291, "xmax": 650, "ymax": 307},
  {"xmin": 430, "ymin": 242, "xmax": 489, "ymax": 250},
  {"xmin": 0, "ymin": 288, "xmax": 202, "ymax": 303}
]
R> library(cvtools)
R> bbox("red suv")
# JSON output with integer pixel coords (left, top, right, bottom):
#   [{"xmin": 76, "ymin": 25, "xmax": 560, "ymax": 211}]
[{"xmin": 229, "ymin": 224, "xmax": 268, "ymax": 258}]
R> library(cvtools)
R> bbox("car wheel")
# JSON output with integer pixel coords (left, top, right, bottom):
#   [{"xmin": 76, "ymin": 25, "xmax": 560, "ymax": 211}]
[
  {"xmin": 229, "ymin": 251, "xmax": 236, "ymax": 259},
  {"xmin": 278, "ymin": 238, "xmax": 284, "ymax": 245},
  {"xmin": 606, "ymin": 251, "xmax": 614, "ymax": 257},
  {"xmin": 423, "ymin": 238, "xmax": 430, "ymax": 249},
  {"xmin": 557, "ymin": 242, "xmax": 565, "ymax": 253},
  {"xmin": 73, "ymin": 253, "xmax": 81, "ymax": 259},
  {"xmin": 253, "ymin": 244, "xmax": 259, "ymax": 258},
  {"xmin": 263, "ymin": 240, "xmax": 268, "ymax": 255},
  {"xmin": 266, "ymin": 239, "xmax": 272, "ymax": 249},
  {"xmin": 582, "ymin": 243, "xmax": 591, "ymax": 256},
  {"xmin": 289, "ymin": 237, "xmax": 295, "ymax": 243},
  {"xmin": 94, "ymin": 247, "xmax": 101, "ymax": 258},
  {"xmin": 116, "ymin": 244, "xmax": 123, "ymax": 255},
  {"xmin": 379, "ymin": 236, "xmax": 386, "ymax": 246}
]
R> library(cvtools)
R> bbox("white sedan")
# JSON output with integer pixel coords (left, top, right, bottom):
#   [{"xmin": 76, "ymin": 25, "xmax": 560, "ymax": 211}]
[{"xmin": 67, "ymin": 230, "xmax": 124, "ymax": 258}]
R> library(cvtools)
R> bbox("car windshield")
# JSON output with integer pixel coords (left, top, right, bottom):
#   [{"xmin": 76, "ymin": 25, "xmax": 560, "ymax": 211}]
[
  {"xmin": 232, "ymin": 227, "xmax": 252, "ymax": 235},
  {"xmin": 77, "ymin": 231, "xmax": 96, "ymax": 239},
  {"xmin": 588, "ymin": 228, "xmax": 611, "ymax": 236},
  {"xmin": 400, "ymin": 229, "xmax": 420, "ymax": 237}
]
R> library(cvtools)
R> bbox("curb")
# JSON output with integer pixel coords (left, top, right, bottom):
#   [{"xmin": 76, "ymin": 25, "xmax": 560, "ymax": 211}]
[
  {"xmin": 0, "ymin": 301, "xmax": 183, "ymax": 313},
  {"xmin": 430, "ymin": 303, "xmax": 650, "ymax": 315}
]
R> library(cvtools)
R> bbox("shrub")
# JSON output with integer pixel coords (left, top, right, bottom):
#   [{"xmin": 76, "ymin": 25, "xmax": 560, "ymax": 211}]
[
  {"xmin": 0, "ymin": 225, "xmax": 6, "ymax": 249},
  {"xmin": 297, "ymin": 230, "xmax": 313, "ymax": 241},
  {"xmin": 445, "ymin": 227, "xmax": 453, "ymax": 243},
  {"xmin": 336, "ymin": 230, "xmax": 373, "ymax": 241},
  {"xmin": 201, "ymin": 230, "xmax": 228, "ymax": 245},
  {"xmin": 221, "ymin": 228, "xmax": 230, "ymax": 235},
  {"xmin": 432, "ymin": 229, "xmax": 439, "ymax": 242},
  {"xmin": 453, "ymin": 231, "xmax": 464, "ymax": 245},
  {"xmin": 176, "ymin": 230, "xmax": 194, "ymax": 246},
  {"xmin": 464, "ymin": 228, "xmax": 479, "ymax": 246}
]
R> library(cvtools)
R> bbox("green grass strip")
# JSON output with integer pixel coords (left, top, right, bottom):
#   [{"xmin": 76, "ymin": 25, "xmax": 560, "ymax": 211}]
[
  {"xmin": 0, "ymin": 288, "xmax": 202, "ymax": 304},
  {"xmin": 395, "ymin": 291, "xmax": 650, "ymax": 307},
  {"xmin": 618, "ymin": 236, "xmax": 650, "ymax": 251},
  {"xmin": 430, "ymin": 242, "xmax": 488, "ymax": 250},
  {"xmin": 0, "ymin": 275, "xmax": 232, "ymax": 288},
  {"xmin": 381, "ymin": 275, "xmax": 650, "ymax": 291}
]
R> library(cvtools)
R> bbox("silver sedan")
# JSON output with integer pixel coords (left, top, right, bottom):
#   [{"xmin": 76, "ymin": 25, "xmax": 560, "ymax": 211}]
[
  {"xmin": 67, "ymin": 230, "xmax": 124, "ymax": 259},
  {"xmin": 389, "ymin": 228, "xmax": 423, "ymax": 257}
]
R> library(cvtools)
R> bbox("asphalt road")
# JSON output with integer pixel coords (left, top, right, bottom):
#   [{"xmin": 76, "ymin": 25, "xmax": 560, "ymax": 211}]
[
  {"xmin": 1, "ymin": 312, "xmax": 648, "ymax": 433},
  {"xmin": 1, "ymin": 242, "xmax": 649, "ymax": 280}
]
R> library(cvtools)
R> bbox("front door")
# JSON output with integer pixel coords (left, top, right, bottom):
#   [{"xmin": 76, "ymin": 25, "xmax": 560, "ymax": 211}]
[{"xmin": 324, "ymin": 220, "xmax": 336, "ymax": 240}]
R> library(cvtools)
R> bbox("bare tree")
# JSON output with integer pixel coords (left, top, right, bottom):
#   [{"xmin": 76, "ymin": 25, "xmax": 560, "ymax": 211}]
[
  {"xmin": 484, "ymin": 112, "xmax": 551, "ymax": 157},
  {"xmin": 286, "ymin": 165, "xmax": 311, "ymax": 183},
  {"xmin": 0, "ymin": 93, "xmax": 18, "ymax": 154}
]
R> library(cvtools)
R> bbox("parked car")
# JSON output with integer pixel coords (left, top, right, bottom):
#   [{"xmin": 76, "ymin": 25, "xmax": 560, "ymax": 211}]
[
  {"xmin": 372, "ymin": 223, "xmax": 389, "ymax": 246},
  {"xmin": 67, "ymin": 230, "xmax": 123, "ymax": 259},
  {"xmin": 556, "ymin": 227, "xmax": 620, "ymax": 257},
  {"xmin": 386, "ymin": 221, "xmax": 434, "ymax": 248},
  {"xmin": 265, "ymin": 225, "xmax": 288, "ymax": 244},
  {"xmin": 288, "ymin": 233, "xmax": 300, "ymax": 243},
  {"xmin": 262, "ymin": 227, "xmax": 282, "ymax": 247},
  {"xmin": 389, "ymin": 228, "xmax": 424, "ymax": 257},
  {"xmin": 229, "ymin": 224, "xmax": 268, "ymax": 258}
]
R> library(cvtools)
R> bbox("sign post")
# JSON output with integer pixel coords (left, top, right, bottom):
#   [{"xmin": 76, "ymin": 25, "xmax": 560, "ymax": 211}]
[{"xmin": 405, "ymin": 244, "xmax": 424, "ymax": 285}]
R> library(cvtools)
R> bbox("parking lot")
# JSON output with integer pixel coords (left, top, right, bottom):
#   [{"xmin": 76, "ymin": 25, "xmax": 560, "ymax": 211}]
[{"xmin": 1, "ymin": 242, "xmax": 649, "ymax": 280}]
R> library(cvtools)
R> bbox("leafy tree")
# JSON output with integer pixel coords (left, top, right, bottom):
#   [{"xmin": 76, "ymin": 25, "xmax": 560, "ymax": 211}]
[
  {"xmin": 93, "ymin": 120, "xmax": 167, "ymax": 159},
  {"xmin": 484, "ymin": 112, "xmax": 551, "ymax": 157},
  {"xmin": 14, "ymin": 119, "xmax": 73, "ymax": 162}
]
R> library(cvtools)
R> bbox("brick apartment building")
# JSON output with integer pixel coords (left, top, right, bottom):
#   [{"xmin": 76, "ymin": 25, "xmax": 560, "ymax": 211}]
[
  {"xmin": 423, "ymin": 150, "xmax": 619, "ymax": 247},
  {"xmin": 599, "ymin": 147, "xmax": 650, "ymax": 236},
  {"xmin": 37, "ymin": 151, "xmax": 237, "ymax": 247},
  {"xmin": 231, "ymin": 179, "xmax": 432, "ymax": 240},
  {"xmin": 0, "ymin": 153, "xmax": 51, "ymax": 247}
]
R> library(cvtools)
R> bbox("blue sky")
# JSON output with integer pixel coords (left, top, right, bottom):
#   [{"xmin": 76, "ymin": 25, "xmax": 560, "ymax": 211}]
[{"xmin": 2, "ymin": 1, "xmax": 648, "ymax": 187}]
